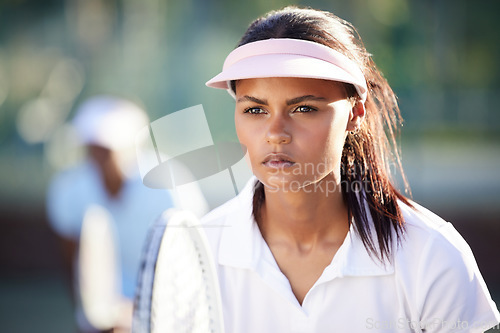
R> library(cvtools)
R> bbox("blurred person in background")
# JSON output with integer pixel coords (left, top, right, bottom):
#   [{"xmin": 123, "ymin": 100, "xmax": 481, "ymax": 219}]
[{"xmin": 46, "ymin": 96, "xmax": 176, "ymax": 332}]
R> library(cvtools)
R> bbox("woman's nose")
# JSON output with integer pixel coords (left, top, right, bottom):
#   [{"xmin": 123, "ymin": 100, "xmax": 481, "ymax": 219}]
[{"xmin": 265, "ymin": 115, "xmax": 291, "ymax": 144}]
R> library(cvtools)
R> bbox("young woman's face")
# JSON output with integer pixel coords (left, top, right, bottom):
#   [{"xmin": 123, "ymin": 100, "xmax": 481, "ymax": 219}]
[{"xmin": 235, "ymin": 77, "xmax": 361, "ymax": 192}]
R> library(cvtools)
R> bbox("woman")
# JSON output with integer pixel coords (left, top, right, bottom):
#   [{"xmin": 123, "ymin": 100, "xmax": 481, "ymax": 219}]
[{"xmin": 203, "ymin": 6, "xmax": 500, "ymax": 332}]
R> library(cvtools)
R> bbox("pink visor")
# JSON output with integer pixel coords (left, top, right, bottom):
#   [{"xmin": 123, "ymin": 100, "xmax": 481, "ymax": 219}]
[{"xmin": 206, "ymin": 38, "xmax": 368, "ymax": 102}]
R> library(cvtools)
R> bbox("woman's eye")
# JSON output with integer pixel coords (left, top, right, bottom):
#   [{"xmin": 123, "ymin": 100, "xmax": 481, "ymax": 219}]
[
  {"xmin": 293, "ymin": 105, "xmax": 317, "ymax": 113},
  {"xmin": 244, "ymin": 107, "xmax": 267, "ymax": 114}
]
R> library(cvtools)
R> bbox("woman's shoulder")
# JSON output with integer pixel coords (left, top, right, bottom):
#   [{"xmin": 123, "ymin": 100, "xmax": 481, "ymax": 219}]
[
  {"xmin": 399, "ymin": 200, "xmax": 448, "ymax": 234},
  {"xmin": 394, "ymin": 200, "xmax": 484, "ymax": 301},
  {"xmin": 201, "ymin": 191, "xmax": 251, "ymax": 226},
  {"xmin": 394, "ymin": 200, "xmax": 500, "ymax": 329},
  {"xmin": 199, "ymin": 177, "xmax": 256, "ymax": 254},
  {"xmin": 201, "ymin": 177, "xmax": 255, "ymax": 225},
  {"xmin": 397, "ymin": 200, "xmax": 472, "ymax": 259}
]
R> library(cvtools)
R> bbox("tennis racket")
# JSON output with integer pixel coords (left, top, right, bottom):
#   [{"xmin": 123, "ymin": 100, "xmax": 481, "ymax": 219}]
[
  {"xmin": 132, "ymin": 211, "xmax": 169, "ymax": 333},
  {"xmin": 133, "ymin": 209, "xmax": 225, "ymax": 333}
]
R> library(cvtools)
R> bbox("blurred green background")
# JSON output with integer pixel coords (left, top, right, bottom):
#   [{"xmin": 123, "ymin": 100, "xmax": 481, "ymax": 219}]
[{"xmin": 0, "ymin": 0, "xmax": 499, "ymax": 331}]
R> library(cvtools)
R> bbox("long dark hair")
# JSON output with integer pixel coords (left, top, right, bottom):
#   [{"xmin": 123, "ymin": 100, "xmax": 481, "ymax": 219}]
[{"xmin": 233, "ymin": 6, "xmax": 411, "ymax": 263}]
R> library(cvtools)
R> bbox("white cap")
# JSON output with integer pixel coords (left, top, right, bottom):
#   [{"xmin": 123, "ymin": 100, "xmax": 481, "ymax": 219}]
[{"xmin": 72, "ymin": 96, "xmax": 149, "ymax": 150}]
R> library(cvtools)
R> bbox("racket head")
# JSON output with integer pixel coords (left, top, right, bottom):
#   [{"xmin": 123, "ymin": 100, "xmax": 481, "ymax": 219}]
[{"xmin": 151, "ymin": 210, "xmax": 224, "ymax": 333}]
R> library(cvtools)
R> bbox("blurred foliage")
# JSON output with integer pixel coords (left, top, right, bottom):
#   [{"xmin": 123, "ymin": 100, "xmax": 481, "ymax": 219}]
[{"xmin": 0, "ymin": 0, "xmax": 499, "ymax": 207}]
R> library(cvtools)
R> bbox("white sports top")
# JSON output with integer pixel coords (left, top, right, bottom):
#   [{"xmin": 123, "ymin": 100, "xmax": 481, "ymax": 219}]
[{"xmin": 201, "ymin": 178, "xmax": 500, "ymax": 332}]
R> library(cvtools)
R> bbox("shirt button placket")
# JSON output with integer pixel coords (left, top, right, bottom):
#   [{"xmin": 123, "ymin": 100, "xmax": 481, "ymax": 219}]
[{"xmin": 290, "ymin": 312, "xmax": 310, "ymax": 333}]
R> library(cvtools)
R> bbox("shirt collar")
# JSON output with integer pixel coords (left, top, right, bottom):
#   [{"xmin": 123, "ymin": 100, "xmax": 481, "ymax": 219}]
[
  {"xmin": 218, "ymin": 177, "xmax": 259, "ymax": 269},
  {"xmin": 218, "ymin": 177, "xmax": 394, "ymax": 277}
]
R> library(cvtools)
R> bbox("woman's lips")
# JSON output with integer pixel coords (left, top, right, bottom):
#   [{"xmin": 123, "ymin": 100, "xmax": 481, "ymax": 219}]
[{"xmin": 262, "ymin": 153, "xmax": 296, "ymax": 168}]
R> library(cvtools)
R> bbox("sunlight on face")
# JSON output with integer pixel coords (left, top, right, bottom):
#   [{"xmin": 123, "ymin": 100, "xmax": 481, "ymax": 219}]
[{"xmin": 234, "ymin": 77, "xmax": 355, "ymax": 192}]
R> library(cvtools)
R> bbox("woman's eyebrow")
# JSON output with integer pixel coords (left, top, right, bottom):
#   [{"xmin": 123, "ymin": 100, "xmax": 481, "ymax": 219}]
[
  {"xmin": 236, "ymin": 95, "xmax": 268, "ymax": 105},
  {"xmin": 286, "ymin": 95, "xmax": 326, "ymax": 105},
  {"xmin": 236, "ymin": 95, "xmax": 326, "ymax": 105}
]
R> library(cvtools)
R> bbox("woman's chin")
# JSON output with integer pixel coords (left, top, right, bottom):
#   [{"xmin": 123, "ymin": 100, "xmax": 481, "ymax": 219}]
[
  {"xmin": 259, "ymin": 173, "xmax": 342, "ymax": 196},
  {"xmin": 260, "ymin": 175, "xmax": 314, "ymax": 193}
]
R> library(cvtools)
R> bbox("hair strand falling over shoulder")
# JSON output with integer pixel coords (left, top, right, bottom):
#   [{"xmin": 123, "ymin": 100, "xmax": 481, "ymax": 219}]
[{"xmin": 239, "ymin": 6, "xmax": 412, "ymax": 263}]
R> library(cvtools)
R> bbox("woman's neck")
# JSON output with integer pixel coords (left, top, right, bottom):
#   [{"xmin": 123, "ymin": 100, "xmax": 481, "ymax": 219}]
[{"xmin": 258, "ymin": 177, "xmax": 349, "ymax": 252}]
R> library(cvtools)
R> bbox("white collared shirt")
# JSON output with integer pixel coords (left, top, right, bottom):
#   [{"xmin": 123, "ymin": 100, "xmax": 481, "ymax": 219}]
[{"xmin": 201, "ymin": 178, "xmax": 500, "ymax": 332}]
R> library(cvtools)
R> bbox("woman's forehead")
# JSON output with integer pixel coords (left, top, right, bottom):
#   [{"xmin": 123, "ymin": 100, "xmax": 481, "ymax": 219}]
[{"xmin": 235, "ymin": 77, "xmax": 347, "ymax": 98}]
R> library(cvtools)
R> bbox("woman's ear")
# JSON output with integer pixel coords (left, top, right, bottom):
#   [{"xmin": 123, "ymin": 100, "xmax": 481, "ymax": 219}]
[{"xmin": 346, "ymin": 101, "xmax": 365, "ymax": 131}]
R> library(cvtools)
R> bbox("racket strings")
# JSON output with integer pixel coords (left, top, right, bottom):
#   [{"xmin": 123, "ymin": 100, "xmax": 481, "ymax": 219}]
[{"xmin": 152, "ymin": 226, "xmax": 218, "ymax": 333}]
